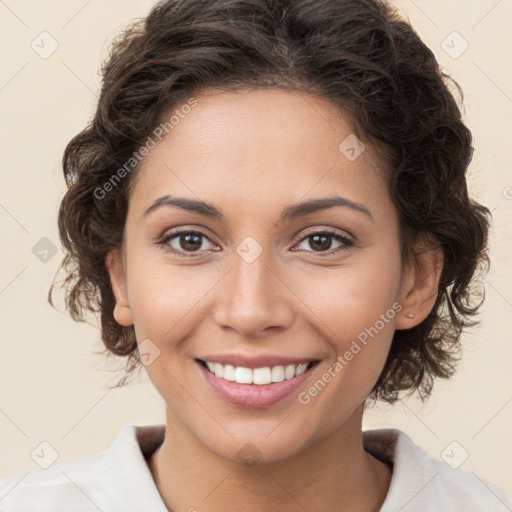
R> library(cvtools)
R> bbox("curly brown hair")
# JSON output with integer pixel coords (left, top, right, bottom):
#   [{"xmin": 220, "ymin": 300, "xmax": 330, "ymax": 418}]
[{"xmin": 48, "ymin": 0, "xmax": 491, "ymax": 404}]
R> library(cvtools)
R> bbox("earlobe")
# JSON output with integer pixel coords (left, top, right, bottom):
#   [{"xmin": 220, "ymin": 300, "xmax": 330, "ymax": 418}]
[
  {"xmin": 105, "ymin": 247, "xmax": 134, "ymax": 327},
  {"xmin": 395, "ymin": 235, "xmax": 444, "ymax": 330}
]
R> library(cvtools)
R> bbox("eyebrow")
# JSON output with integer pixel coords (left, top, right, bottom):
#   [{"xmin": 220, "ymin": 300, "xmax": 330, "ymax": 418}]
[{"xmin": 143, "ymin": 194, "xmax": 374, "ymax": 223}]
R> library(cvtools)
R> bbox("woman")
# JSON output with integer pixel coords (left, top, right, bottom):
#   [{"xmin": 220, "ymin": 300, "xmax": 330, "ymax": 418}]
[{"xmin": 1, "ymin": 0, "xmax": 511, "ymax": 510}]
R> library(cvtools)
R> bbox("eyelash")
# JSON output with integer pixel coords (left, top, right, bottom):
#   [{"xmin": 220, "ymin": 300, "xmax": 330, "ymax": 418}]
[{"xmin": 156, "ymin": 228, "xmax": 354, "ymax": 258}]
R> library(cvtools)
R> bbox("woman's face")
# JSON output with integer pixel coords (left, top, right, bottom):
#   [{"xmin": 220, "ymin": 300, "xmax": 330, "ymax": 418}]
[{"xmin": 107, "ymin": 88, "xmax": 419, "ymax": 463}]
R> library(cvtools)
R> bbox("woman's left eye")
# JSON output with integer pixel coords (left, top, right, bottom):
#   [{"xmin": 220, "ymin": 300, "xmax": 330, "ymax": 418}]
[{"xmin": 293, "ymin": 230, "xmax": 353, "ymax": 255}]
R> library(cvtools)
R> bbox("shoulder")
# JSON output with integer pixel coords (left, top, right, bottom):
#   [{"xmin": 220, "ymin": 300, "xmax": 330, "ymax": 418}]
[
  {"xmin": 363, "ymin": 427, "xmax": 512, "ymax": 512},
  {"xmin": 0, "ymin": 424, "xmax": 167, "ymax": 512},
  {"xmin": 0, "ymin": 445, "xmax": 111, "ymax": 512}
]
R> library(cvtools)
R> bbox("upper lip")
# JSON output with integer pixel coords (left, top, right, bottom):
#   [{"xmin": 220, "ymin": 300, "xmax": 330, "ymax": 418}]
[{"xmin": 196, "ymin": 354, "xmax": 319, "ymax": 369}]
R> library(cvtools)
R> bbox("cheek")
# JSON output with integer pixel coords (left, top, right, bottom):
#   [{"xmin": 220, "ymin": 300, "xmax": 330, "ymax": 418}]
[
  {"xmin": 125, "ymin": 252, "xmax": 214, "ymax": 342},
  {"xmin": 288, "ymin": 253, "xmax": 402, "ymax": 358}
]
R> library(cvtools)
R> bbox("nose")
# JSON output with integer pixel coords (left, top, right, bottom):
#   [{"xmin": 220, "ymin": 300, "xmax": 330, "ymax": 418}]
[{"xmin": 212, "ymin": 248, "xmax": 295, "ymax": 338}]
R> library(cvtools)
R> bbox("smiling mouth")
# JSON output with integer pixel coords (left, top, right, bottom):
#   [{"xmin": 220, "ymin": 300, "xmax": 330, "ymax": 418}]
[{"xmin": 196, "ymin": 359, "xmax": 319, "ymax": 385}]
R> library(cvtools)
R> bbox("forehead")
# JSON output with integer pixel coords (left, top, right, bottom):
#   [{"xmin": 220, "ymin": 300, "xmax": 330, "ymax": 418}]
[
  {"xmin": 147, "ymin": 87, "xmax": 371, "ymax": 165},
  {"xmin": 128, "ymin": 87, "xmax": 390, "ymax": 215}
]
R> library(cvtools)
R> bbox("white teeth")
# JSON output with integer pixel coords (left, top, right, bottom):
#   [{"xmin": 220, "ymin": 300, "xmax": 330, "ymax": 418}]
[
  {"xmin": 202, "ymin": 360, "xmax": 313, "ymax": 385},
  {"xmin": 214, "ymin": 363, "xmax": 224, "ymax": 378},
  {"xmin": 253, "ymin": 367, "xmax": 272, "ymax": 385},
  {"xmin": 295, "ymin": 363, "xmax": 308, "ymax": 377},
  {"xmin": 284, "ymin": 365, "xmax": 295, "ymax": 380},
  {"xmin": 223, "ymin": 364, "xmax": 236, "ymax": 381},
  {"xmin": 271, "ymin": 365, "xmax": 285, "ymax": 382},
  {"xmin": 234, "ymin": 366, "xmax": 253, "ymax": 384}
]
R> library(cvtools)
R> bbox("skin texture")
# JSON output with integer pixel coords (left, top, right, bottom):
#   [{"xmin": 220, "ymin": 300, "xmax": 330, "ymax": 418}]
[{"xmin": 106, "ymin": 88, "xmax": 444, "ymax": 511}]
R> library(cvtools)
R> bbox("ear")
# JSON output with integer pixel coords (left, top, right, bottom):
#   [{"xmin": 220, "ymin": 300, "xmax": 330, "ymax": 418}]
[
  {"xmin": 105, "ymin": 246, "xmax": 134, "ymax": 327},
  {"xmin": 395, "ymin": 233, "xmax": 444, "ymax": 330}
]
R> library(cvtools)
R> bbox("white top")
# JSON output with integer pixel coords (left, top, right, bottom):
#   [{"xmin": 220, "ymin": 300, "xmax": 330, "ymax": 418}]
[{"xmin": 1, "ymin": 424, "xmax": 511, "ymax": 511}]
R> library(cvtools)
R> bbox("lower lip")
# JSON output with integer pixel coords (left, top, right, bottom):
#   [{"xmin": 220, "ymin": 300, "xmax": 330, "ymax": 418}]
[{"xmin": 197, "ymin": 361, "xmax": 316, "ymax": 409}]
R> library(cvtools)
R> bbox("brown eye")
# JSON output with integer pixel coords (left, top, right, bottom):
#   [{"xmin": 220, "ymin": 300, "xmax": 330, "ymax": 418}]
[
  {"xmin": 159, "ymin": 230, "xmax": 217, "ymax": 256},
  {"xmin": 178, "ymin": 232, "xmax": 203, "ymax": 251},
  {"xmin": 308, "ymin": 234, "xmax": 335, "ymax": 251},
  {"xmin": 294, "ymin": 230, "xmax": 353, "ymax": 255}
]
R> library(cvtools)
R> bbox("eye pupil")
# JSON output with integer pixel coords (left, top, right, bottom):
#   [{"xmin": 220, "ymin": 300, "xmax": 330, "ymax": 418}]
[
  {"xmin": 180, "ymin": 233, "xmax": 202, "ymax": 251},
  {"xmin": 310, "ymin": 234, "xmax": 332, "ymax": 251}
]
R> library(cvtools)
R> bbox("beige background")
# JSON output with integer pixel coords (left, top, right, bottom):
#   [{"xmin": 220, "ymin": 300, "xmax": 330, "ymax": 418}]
[{"xmin": 1, "ymin": 0, "xmax": 511, "ymax": 496}]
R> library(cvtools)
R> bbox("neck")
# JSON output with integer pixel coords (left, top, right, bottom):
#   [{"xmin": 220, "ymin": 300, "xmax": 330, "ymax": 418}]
[{"xmin": 148, "ymin": 404, "xmax": 392, "ymax": 512}]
